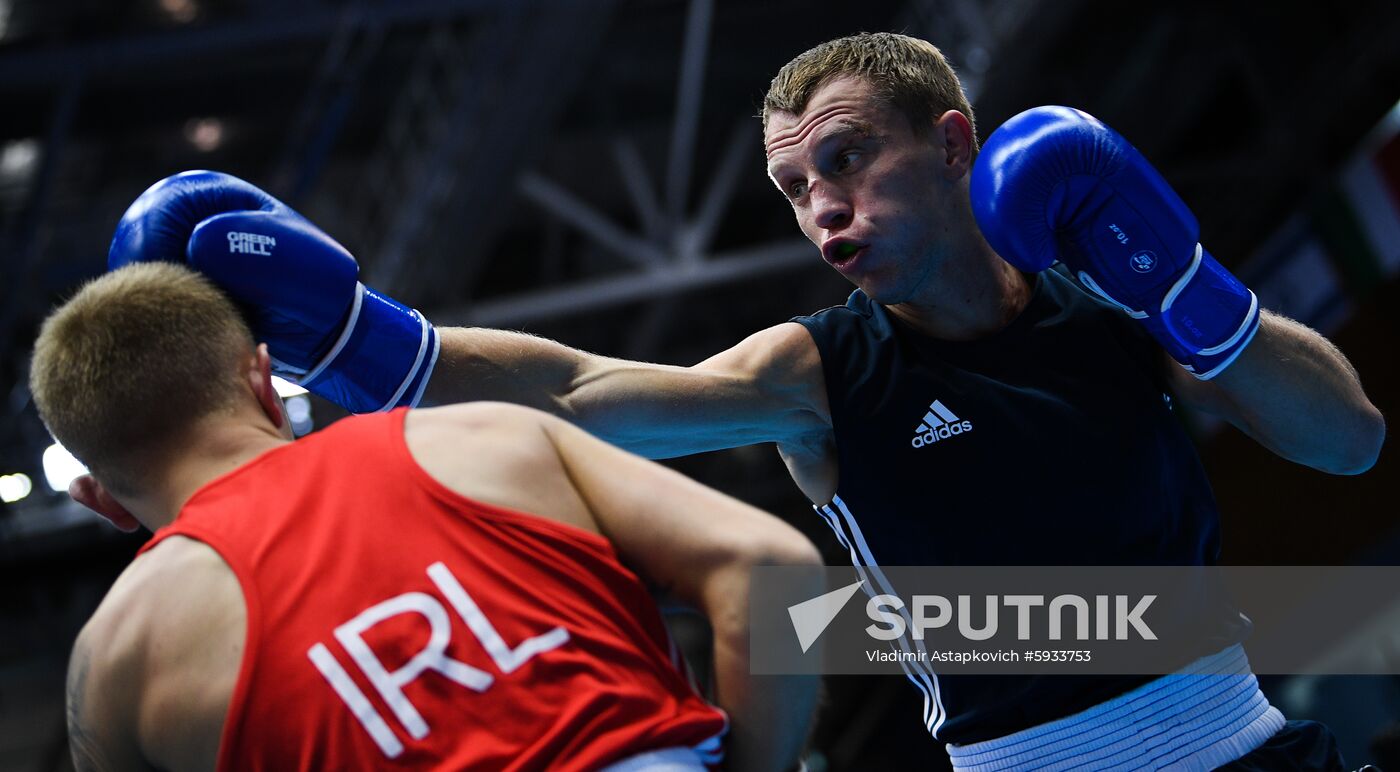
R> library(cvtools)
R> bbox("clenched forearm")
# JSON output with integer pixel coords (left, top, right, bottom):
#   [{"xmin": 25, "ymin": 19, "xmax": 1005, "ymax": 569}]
[
  {"xmin": 424, "ymin": 326, "xmax": 825, "ymax": 459},
  {"xmin": 425, "ymin": 327, "xmax": 588, "ymax": 415},
  {"xmin": 425, "ymin": 327, "xmax": 720, "ymax": 455},
  {"xmin": 1194, "ymin": 310, "xmax": 1384, "ymax": 474}
]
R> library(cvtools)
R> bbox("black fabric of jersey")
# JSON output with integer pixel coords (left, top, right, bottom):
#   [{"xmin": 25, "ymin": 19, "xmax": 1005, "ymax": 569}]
[{"xmin": 792, "ymin": 266, "xmax": 1251, "ymax": 744}]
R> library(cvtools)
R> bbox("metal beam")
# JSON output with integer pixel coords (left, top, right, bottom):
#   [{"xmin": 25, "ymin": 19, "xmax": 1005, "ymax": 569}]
[
  {"xmin": 368, "ymin": 16, "xmax": 525, "ymax": 292},
  {"xmin": 436, "ymin": 238, "xmax": 817, "ymax": 328},
  {"xmin": 365, "ymin": 1, "xmax": 617, "ymax": 301},
  {"xmin": 518, "ymin": 171, "xmax": 669, "ymax": 268},
  {"xmin": 0, "ymin": 74, "xmax": 83, "ymax": 375},
  {"xmin": 0, "ymin": 0, "xmax": 561, "ymax": 90},
  {"xmin": 665, "ymin": 0, "xmax": 714, "ymax": 223},
  {"xmin": 268, "ymin": 3, "xmax": 386, "ymax": 204},
  {"xmin": 683, "ymin": 119, "xmax": 753, "ymax": 264},
  {"xmin": 612, "ymin": 137, "xmax": 666, "ymax": 245}
]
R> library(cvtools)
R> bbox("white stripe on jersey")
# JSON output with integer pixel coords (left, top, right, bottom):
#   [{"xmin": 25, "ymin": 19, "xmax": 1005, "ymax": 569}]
[
  {"xmin": 816, "ymin": 496, "xmax": 948, "ymax": 737},
  {"xmin": 815, "ymin": 504, "xmax": 852, "ymax": 551},
  {"xmin": 817, "ymin": 502, "xmax": 939, "ymax": 734}
]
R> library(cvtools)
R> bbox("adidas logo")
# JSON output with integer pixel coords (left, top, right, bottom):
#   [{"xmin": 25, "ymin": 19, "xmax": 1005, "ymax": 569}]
[{"xmin": 910, "ymin": 399, "xmax": 973, "ymax": 449}]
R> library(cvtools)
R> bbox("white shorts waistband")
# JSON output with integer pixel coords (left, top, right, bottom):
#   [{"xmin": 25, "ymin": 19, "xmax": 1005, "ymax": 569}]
[
  {"xmin": 945, "ymin": 644, "xmax": 1285, "ymax": 771},
  {"xmin": 600, "ymin": 746, "xmax": 708, "ymax": 772}
]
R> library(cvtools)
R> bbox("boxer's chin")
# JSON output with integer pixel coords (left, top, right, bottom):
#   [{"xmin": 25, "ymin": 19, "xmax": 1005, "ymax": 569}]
[{"xmin": 852, "ymin": 274, "xmax": 911, "ymax": 307}]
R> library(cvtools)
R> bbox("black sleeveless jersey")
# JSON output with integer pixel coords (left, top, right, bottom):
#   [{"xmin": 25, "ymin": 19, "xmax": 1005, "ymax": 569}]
[{"xmin": 792, "ymin": 267, "xmax": 1247, "ymax": 744}]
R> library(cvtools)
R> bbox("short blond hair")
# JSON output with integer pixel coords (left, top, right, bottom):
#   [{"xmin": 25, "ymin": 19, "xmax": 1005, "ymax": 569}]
[
  {"xmin": 29, "ymin": 263, "xmax": 254, "ymax": 495},
  {"xmin": 763, "ymin": 32, "xmax": 976, "ymax": 141}
]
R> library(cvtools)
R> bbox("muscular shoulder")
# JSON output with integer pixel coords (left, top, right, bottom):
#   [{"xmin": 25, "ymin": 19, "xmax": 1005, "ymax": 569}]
[
  {"xmin": 409, "ymin": 402, "xmax": 564, "ymax": 467},
  {"xmin": 72, "ymin": 537, "xmax": 242, "ymax": 771},
  {"xmin": 404, "ymin": 403, "xmax": 600, "ymax": 534},
  {"xmin": 694, "ymin": 322, "xmax": 826, "ymax": 411},
  {"xmin": 80, "ymin": 537, "xmax": 230, "ymax": 674},
  {"xmin": 89, "ymin": 536, "xmax": 236, "ymax": 632},
  {"xmin": 698, "ymin": 322, "xmax": 821, "ymax": 372},
  {"xmin": 406, "ymin": 402, "xmax": 555, "ymax": 462}
]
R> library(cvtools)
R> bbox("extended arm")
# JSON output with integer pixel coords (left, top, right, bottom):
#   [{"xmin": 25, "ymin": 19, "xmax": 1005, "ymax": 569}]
[
  {"xmin": 427, "ymin": 323, "xmax": 831, "ymax": 460},
  {"xmin": 109, "ymin": 171, "xmax": 831, "ymax": 466},
  {"xmin": 1166, "ymin": 310, "xmax": 1384, "ymax": 474}
]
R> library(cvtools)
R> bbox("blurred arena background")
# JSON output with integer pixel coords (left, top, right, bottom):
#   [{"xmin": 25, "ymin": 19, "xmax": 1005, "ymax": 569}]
[{"xmin": 2, "ymin": 0, "xmax": 1399, "ymax": 768}]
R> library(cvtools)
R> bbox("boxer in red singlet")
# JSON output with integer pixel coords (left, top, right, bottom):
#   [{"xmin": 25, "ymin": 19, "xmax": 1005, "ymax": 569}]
[{"xmin": 31, "ymin": 263, "xmax": 821, "ymax": 772}]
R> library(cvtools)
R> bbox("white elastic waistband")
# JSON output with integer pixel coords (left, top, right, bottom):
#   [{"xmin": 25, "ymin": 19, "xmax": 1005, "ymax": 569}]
[
  {"xmin": 945, "ymin": 644, "xmax": 1285, "ymax": 771},
  {"xmin": 600, "ymin": 746, "xmax": 708, "ymax": 772}
]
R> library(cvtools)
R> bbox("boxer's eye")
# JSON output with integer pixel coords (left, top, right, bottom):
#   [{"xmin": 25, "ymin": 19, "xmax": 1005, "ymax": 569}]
[{"xmin": 835, "ymin": 150, "xmax": 861, "ymax": 173}]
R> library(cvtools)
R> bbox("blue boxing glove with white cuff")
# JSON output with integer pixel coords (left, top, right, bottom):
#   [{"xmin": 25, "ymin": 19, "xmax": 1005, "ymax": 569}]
[
  {"xmin": 108, "ymin": 170, "xmax": 438, "ymax": 412},
  {"xmin": 970, "ymin": 106, "xmax": 1260, "ymax": 380}
]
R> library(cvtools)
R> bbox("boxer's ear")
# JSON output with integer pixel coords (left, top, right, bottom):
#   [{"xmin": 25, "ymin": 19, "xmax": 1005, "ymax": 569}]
[
  {"xmin": 68, "ymin": 474, "xmax": 142, "ymax": 533},
  {"xmin": 934, "ymin": 110, "xmax": 976, "ymax": 177},
  {"xmin": 247, "ymin": 343, "xmax": 289, "ymax": 436}
]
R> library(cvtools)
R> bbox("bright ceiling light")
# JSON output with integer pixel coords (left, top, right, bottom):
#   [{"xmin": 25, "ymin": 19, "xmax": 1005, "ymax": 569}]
[
  {"xmin": 286, "ymin": 394, "xmax": 314, "ymax": 437},
  {"xmin": 183, "ymin": 117, "xmax": 224, "ymax": 152},
  {"xmin": 0, "ymin": 138, "xmax": 39, "ymax": 180},
  {"xmin": 0, "ymin": 473, "xmax": 32, "ymax": 504},
  {"xmin": 42, "ymin": 443, "xmax": 88, "ymax": 493},
  {"xmin": 159, "ymin": 0, "xmax": 198, "ymax": 24}
]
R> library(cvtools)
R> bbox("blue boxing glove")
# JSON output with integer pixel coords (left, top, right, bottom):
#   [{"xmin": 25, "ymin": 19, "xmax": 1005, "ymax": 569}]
[
  {"xmin": 970, "ymin": 106, "xmax": 1260, "ymax": 380},
  {"xmin": 109, "ymin": 170, "xmax": 438, "ymax": 412}
]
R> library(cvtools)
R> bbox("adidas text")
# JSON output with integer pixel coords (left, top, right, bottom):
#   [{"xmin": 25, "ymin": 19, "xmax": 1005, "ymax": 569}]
[
  {"xmin": 910, "ymin": 399, "xmax": 973, "ymax": 448},
  {"xmin": 911, "ymin": 420, "xmax": 973, "ymax": 448}
]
